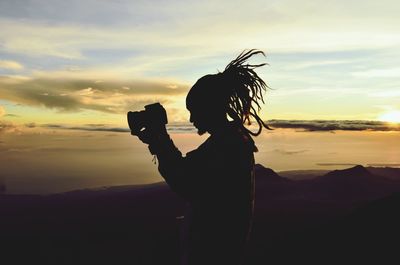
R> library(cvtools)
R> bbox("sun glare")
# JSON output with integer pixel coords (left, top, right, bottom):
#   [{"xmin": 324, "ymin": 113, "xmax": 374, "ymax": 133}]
[{"xmin": 379, "ymin": 111, "xmax": 400, "ymax": 123}]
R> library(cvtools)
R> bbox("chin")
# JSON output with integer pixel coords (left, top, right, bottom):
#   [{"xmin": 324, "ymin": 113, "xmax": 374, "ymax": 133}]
[
  {"xmin": 193, "ymin": 123, "xmax": 207, "ymax": 135},
  {"xmin": 196, "ymin": 128, "xmax": 207, "ymax": 135},
  {"xmin": 195, "ymin": 126, "xmax": 207, "ymax": 135}
]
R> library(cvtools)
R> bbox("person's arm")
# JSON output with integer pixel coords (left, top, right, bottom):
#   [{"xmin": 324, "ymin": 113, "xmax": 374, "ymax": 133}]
[{"xmin": 138, "ymin": 128, "xmax": 200, "ymax": 200}]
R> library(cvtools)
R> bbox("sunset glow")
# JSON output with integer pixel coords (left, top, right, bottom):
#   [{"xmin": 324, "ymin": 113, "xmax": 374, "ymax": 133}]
[
  {"xmin": 1, "ymin": 0, "xmax": 400, "ymax": 194},
  {"xmin": 379, "ymin": 111, "xmax": 400, "ymax": 123},
  {"xmin": 0, "ymin": 0, "xmax": 399, "ymax": 127},
  {"xmin": 1, "ymin": 3, "xmax": 400, "ymax": 264}
]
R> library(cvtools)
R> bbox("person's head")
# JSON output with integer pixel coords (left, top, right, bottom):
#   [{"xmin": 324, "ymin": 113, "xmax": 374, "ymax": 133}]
[
  {"xmin": 186, "ymin": 74, "xmax": 227, "ymax": 135},
  {"xmin": 186, "ymin": 49, "xmax": 270, "ymax": 136}
]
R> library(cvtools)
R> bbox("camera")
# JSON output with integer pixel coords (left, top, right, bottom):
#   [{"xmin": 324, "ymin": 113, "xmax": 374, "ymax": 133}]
[{"xmin": 127, "ymin": 102, "xmax": 168, "ymax": 135}]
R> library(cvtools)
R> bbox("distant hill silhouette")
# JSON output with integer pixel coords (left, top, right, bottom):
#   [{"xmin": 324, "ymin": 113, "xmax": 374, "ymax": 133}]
[
  {"xmin": 278, "ymin": 165, "xmax": 400, "ymax": 181},
  {"xmin": 366, "ymin": 166, "xmax": 400, "ymax": 180},
  {"xmin": 317, "ymin": 164, "xmax": 378, "ymax": 182},
  {"xmin": 1, "ymin": 164, "xmax": 400, "ymax": 264},
  {"xmin": 278, "ymin": 169, "xmax": 330, "ymax": 180},
  {"xmin": 312, "ymin": 165, "xmax": 400, "ymax": 201},
  {"xmin": 254, "ymin": 164, "xmax": 400, "ymax": 203},
  {"xmin": 254, "ymin": 164, "xmax": 290, "ymax": 183}
]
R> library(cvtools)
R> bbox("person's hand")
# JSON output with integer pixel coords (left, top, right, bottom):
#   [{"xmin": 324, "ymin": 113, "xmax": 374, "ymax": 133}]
[
  {"xmin": 135, "ymin": 126, "xmax": 169, "ymax": 155},
  {"xmin": 135, "ymin": 128, "xmax": 154, "ymax": 145},
  {"xmin": 134, "ymin": 125, "xmax": 168, "ymax": 145}
]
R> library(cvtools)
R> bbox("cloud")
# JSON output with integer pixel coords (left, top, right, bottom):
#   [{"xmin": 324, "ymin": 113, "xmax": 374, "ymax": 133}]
[
  {"xmin": 167, "ymin": 123, "xmax": 197, "ymax": 132},
  {"xmin": 0, "ymin": 60, "xmax": 23, "ymax": 70},
  {"xmin": 4, "ymin": 119, "xmax": 400, "ymax": 135},
  {"xmin": 352, "ymin": 67, "xmax": 400, "ymax": 78},
  {"xmin": 0, "ymin": 106, "xmax": 4, "ymax": 116},
  {"xmin": 0, "ymin": 0, "xmax": 399, "ymax": 62},
  {"xmin": 274, "ymin": 149, "xmax": 308, "ymax": 155},
  {"xmin": 284, "ymin": 59, "xmax": 353, "ymax": 70},
  {"xmin": 0, "ymin": 2, "xmax": 399, "ymax": 123},
  {"xmin": 368, "ymin": 90, "xmax": 400, "ymax": 98},
  {"xmin": 40, "ymin": 123, "xmax": 197, "ymax": 133},
  {"xmin": 0, "ymin": 120, "xmax": 18, "ymax": 134},
  {"xmin": 34, "ymin": 119, "xmax": 400, "ymax": 134},
  {"xmin": 6, "ymin": 119, "xmax": 400, "ymax": 135},
  {"xmin": 25, "ymin": 122, "xmax": 36, "ymax": 128},
  {"xmin": 367, "ymin": 163, "xmax": 400, "ymax": 167},
  {"xmin": 268, "ymin": 119, "xmax": 400, "ymax": 131},
  {"xmin": 42, "ymin": 123, "xmax": 130, "ymax": 133},
  {"xmin": 35, "ymin": 147, "xmax": 129, "ymax": 153},
  {"xmin": 0, "ymin": 75, "xmax": 188, "ymax": 114},
  {"xmin": 317, "ymin": 163, "xmax": 400, "ymax": 169},
  {"xmin": 316, "ymin": 163, "xmax": 360, "ymax": 167}
]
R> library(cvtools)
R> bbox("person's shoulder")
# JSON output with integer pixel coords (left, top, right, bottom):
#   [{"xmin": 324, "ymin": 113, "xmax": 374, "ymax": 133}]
[
  {"xmin": 223, "ymin": 123, "xmax": 256, "ymax": 152},
  {"xmin": 185, "ymin": 136, "xmax": 212, "ymax": 158}
]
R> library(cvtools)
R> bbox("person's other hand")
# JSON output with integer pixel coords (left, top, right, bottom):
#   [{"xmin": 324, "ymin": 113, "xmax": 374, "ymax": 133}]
[
  {"xmin": 134, "ymin": 125, "xmax": 168, "ymax": 145},
  {"xmin": 135, "ymin": 128, "xmax": 154, "ymax": 145}
]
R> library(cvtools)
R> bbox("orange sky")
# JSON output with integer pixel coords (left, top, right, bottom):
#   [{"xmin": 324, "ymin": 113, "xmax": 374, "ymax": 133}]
[
  {"xmin": 1, "ymin": 128, "xmax": 399, "ymax": 194},
  {"xmin": 1, "ymin": 1, "xmax": 400, "ymax": 194}
]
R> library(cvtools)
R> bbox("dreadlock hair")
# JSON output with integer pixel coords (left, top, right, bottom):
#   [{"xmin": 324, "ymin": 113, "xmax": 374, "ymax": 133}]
[
  {"xmin": 222, "ymin": 49, "xmax": 271, "ymax": 136},
  {"xmin": 186, "ymin": 49, "xmax": 270, "ymax": 137}
]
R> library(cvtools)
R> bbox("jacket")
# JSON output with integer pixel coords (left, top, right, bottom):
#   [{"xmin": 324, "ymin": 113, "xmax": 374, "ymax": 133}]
[{"xmin": 151, "ymin": 122, "xmax": 256, "ymax": 265}]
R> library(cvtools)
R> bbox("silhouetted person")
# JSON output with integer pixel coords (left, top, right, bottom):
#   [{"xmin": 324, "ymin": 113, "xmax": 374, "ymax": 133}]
[{"xmin": 133, "ymin": 50, "xmax": 270, "ymax": 265}]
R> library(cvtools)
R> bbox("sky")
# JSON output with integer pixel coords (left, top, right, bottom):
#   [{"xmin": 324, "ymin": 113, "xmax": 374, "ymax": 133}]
[
  {"xmin": 2, "ymin": 129, "xmax": 400, "ymax": 194},
  {"xmin": 0, "ymin": 0, "xmax": 400, "ymax": 128},
  {"xmin": 1, "ymin": 0, "xmax": 400, "ymax": 193}
]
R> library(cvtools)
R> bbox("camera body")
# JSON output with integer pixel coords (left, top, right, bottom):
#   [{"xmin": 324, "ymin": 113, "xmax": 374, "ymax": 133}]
[{"xmin": 127, "ymin": 102, "xmax": 168, "ymax": 135}]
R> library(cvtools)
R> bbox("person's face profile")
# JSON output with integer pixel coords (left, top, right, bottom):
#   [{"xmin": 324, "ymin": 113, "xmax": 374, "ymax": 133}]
[
  {"xmin": 189, "ymin": 108, "xmax": 208, "ymax": 135},
  {"xmin": 186, "ymin": 76, "xmax": 220, "ymax": 135}
]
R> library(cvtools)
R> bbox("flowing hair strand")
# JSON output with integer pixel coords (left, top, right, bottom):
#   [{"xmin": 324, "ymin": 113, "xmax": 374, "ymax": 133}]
[{"xmin": 223, "ymin": 49, "xmax": 271, "ymax": 136}]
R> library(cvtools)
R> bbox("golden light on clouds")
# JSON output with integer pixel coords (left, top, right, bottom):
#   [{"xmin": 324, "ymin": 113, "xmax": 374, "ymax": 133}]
[
  {"xmin": 0, "ymin": 60, "xmax": 23, "ymax": 70},
  {"xmin": 0, "ymin": 75, "xmax": 189, "ymax": 119},
  {"xmin": 1, "ymin": 0, "xmax": 400, "ymax": 195},
  {"xmin": 0, "ymin": 0, "xmax": 400, "ymax": 125}
]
